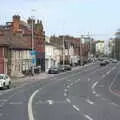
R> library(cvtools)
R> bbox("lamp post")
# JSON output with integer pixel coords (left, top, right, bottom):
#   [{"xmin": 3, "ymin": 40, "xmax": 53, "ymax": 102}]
[
  {"xmin": 80, "ymin": 35, "xmax": 84, "ymax": 66},
  {"xmin": 63, "ymin": 36, "xmax": 65, "ymax": 66},
  {"xmin": 31, "ymin": 9, "xmax": 36, "ymax": 76}
]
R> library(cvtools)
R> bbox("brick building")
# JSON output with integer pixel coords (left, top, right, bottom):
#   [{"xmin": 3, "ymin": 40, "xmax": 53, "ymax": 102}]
[
  {"xmin": 0, "ymin": 15, "xmax": 45, "ymax": 71},
  {"xmin": 50, "ymin": 35, "xmax": 90, "ymax": 65}
]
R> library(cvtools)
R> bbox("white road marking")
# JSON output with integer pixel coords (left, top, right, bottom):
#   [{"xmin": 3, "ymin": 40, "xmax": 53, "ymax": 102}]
[
  {"xmin": 91, "ymin": 81, "xmax": 98, "ymax": 90},
  {"xmin": 66, "ymin": 85, "xmax": 70, "ymax": 88},
  {"xmin": 9, "ymin": 102, "xmax": 23, "ymax": 105},
  {"xmin": 64, "ymin": 89, "xmax": 68, "ymax": 92},
  {"xmin": 64, "ymin": 93, "xmax": 67, "ymax": 97},
  {"xmin": 106, "ymin": 71, "xmax": 110, "ymax": 75},
  {"xmin": 109, "ymin": 71, "xmax": 120, "ymax": 97},
  {"xmin": 110, "ymin": 102, "xmax": 120, "ymax": 108},
  {"xmin": 47, "ymin": 100, "xmax": 54, "ymax": 105},
  {"xmin": 72, "ymin": 105, "xmax": 80, "ymax": 112},
  {"xmin": 28, "ymin": 89, "xmax": 39, "ymax": 120},
  {"xmin": 86, "ymin": 99, "xmax": 94, "ymax": 105},
  {"xmin": 88, "ymin": 78, "xmax": 91, "ymax": 82},
  {"xmin": 84, "ymin": 114, "xmax": 93, "ymax": 120},
  {"xmin": 92, "ymin": 91, "xmax": 96, "ymax": 94},
  {"xmin": 95, "ymin": 94, "xmax": 100, "ymax": 97},
  {"xmin": 66, "ymin": 98, "xmax": 71, "ymax": 103}
]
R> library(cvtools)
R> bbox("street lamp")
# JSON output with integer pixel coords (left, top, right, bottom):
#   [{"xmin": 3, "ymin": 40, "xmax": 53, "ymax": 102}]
[
  {"xmin": 31, "ymin": 9, "xmax": 36, "ymax": 76},
  {"xmin": 80, "ymin": 35, "xmax": 84, "ymax": 66},
  {"xmin": 63, "ymin": 36, "xmax": 65, "ymax": 66}
]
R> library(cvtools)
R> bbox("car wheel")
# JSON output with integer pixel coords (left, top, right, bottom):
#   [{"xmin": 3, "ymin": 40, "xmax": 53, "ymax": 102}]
[
  {"xmin": 7, "ymin": 82, "xmax": 11, "ymax": 89},
  {"xmin": 2, "ymin": 82, "xmax": 6, "ymax": 90}
]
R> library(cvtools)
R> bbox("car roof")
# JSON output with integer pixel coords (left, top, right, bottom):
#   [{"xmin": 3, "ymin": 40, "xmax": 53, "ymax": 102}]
[{"xmin": 0, "ymin": 74, "xmax": 7, "ymax": 76}]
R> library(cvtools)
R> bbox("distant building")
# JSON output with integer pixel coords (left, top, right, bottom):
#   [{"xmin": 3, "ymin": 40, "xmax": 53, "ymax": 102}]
[
  {"xmin": 96, "ymin": 40, "xmax": 105, "ymax": 57},
  {"xmin": 45, "ymin": 36, "xmax": 62, "ymax": 71},
  {"xmin": 114, "ymin": 29, "xmax": 120, "ymax": 60}
]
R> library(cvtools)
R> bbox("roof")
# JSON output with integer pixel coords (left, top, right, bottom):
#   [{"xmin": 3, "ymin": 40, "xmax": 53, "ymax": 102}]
[
  {"xmin": 9, "ymin": 39, "xmax": 31, "ymax": 50},
  {"xmin": 0, "ymin": 39, "xmax": 31, "ymax": 49},
  {"xmin": 0, "ymin": 39, "xmax": 9, "ymax": 47}
]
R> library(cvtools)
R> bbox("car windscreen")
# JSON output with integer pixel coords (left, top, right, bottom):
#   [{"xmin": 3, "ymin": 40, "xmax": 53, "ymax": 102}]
[{"xmin": 0, "ymin": 75, "xmax": 4, "ymax": 79}]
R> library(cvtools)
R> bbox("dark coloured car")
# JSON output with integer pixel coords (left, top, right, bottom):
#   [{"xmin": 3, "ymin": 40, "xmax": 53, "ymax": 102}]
[
  {"xmin": 104, "ymin": 60, "xmax": 109, "ymax": 64},
  {"xmin": 58, "ymin": 65, "xmax": 65, "ymax": 72},
  {"xmin": 64, "ymin": 65, "xmax": 72, "ymax": 71},
  {"xmin": 100, "ymin": 61, "xmax": 106, "ymax": 66},
  {"xmin": 48, "ymin": 67, "xmax": 59, "ymax": 74}
]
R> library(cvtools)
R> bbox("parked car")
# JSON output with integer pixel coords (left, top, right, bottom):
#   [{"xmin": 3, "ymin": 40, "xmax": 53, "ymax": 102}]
[
  {"xmin": 22, "ymin": 66, "xmax": 41, "ymax": 76},
  {"xmin": 58, "ymin": 65, "xmax": 65, "ymax": 72},
  {"xmin": 104, "ymin": 60, "xmax": 109, "ymax": 64},
  {"xmin": 48, "ymin": 67, "xmax": 59, "ymax": 74},
  {"xmin": 100, "ymin": 61, "xmax": 107, "ymax": 66},
  {"xmin": 64, "ymin": 65, "xmax": 72, "ymax": 71},
  {"xmin": 0, "ymin": 74, "xmax": 11, "ymax": 89},
  {"xmin": 112, "ymin": 59, "xmax": 118, "ymax": 63},
  {"xmin": 34, "ymin": 66, "xmax": 41, "ymax": 74}
]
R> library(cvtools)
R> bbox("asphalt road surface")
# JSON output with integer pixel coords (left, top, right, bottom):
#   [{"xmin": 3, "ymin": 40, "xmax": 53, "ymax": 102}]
[{"xmin": 0, "ymin": 62, "xmax": 120, "ymax": 120}]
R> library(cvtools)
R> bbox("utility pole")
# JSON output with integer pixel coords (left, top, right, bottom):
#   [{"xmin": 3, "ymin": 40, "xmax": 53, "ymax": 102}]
[
  {"xmin": 63, "ymin": 36, "xmax": 65, "ymax": 66},
  {"xmin": 31, "ymin": 15, "xmax": 34, "ymax": 76},
  {"xmin": 80, "ymin": 35, "xmax": 83, "ymax": 66}
]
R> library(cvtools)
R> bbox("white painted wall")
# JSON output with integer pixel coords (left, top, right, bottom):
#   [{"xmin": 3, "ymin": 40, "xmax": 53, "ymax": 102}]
[{"xmin": 11, "ymin": 50, "xmax": 32, "ymax": 76}]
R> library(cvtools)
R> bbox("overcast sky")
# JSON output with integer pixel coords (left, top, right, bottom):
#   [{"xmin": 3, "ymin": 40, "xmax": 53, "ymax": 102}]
[{"xmin": 0, "ymin": 0, "xmax": 120, "ymax": 40}]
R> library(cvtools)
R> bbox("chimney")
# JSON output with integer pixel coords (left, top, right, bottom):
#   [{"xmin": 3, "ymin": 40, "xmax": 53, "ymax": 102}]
[
  {"xmin": 27, "ymin": 17, "xmax": 35, "ymax": 25},
  {"xmin": 12, "ymin": 15, "xmax": 20, "ymax": 32}
]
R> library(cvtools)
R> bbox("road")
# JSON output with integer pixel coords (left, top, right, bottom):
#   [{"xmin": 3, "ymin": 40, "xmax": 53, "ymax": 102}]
[{"xmin": 0, "ymin": 62, "xmax": 120, "ymax": 120}]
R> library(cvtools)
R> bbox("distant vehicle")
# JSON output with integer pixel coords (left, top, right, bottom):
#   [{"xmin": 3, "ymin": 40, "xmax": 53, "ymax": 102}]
[
  {"xmin": 100, "ymin": 61, "xmax": 107, "ymax": 66},
  {"xmin": 64, "ymin": 65, "xmax": 72, "ymax": 71},
  {"xmin": 112, "ymin": 59, "xmax": 118, "ymax": 63},
  {"xmin": 0, "ymin": 74, "xmax": 11, "ymax": 89},
  {"xmin": 34, "ymin": 66, "xmax": 41, "ymax": 74},
  {"xmin": 58, "ymin": 65, "xmax": 65, "ymax": 72},
  {"xmin": 104, "ymin": 60, "xmax": 109, "ymax": 64},
  {"xmin": 48, "ymin": 67, "xmax": 59, "ymax": 74},
  {"xmin": 98, "ymin": 58, "xmax": 103, "ymax": 61}
]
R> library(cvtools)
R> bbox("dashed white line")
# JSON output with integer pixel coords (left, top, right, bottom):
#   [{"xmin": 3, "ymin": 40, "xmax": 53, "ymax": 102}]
[
  {"xmin": 47, "ymin": 100, "xmax": 54, "ymax": 105},
  {"xmin": 86, "ymin": 99, "xmax": 94, "ymax": 105},
  {"xmin": 95, "ymin": 94, "xmax": 100, "ymax": 97},
  {"xmin": 110, "ymin": 102, "xmax": 120, "ymax": 108},
  {"xmin": 109, "ymin": 71, "xmax": 120, "ymax": 97},
  {"xmin": 66, "ymin": 98, "xmax": 71, "ymax": 103},
  {"xmin": 106, "ymin": 71, "xmax": 110, "ymax": 75},
  {"xmin": 9, "ymin": 102, "xmax": 23, "ymax": 105},
  {"xmin": 64, "ymin": 93, "xmax": 67, "ymax": 97},
  {"xmin": 66, "ymin": 85, "xmax": 70, "ymax": 88},
  {"xmin": 64, "ymin": 89, "xmax": 68, "ymax": 92},
  {"xmin": 91, "ymin": 81, "xmax": 98, "ymax": 90},
  {"xmin": 72, "ymin": 105, "xmax": 80, "ymax": 112},
  {"xmin": 84, "ymin": 114, "xmax": 93, "ymax": 120},
  {"xmin": 92, "ymin": 91, "xmax": 96, "ymax": 94}
]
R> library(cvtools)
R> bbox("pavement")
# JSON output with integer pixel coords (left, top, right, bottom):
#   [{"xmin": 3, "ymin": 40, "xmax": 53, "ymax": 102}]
[
  {"xmin": 0, "ymin": 62, "xmax": 120, "ymax": 120},
  {"xmin": 11, "ymin": 65, "xmax": 84, "ymax": 87}
]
